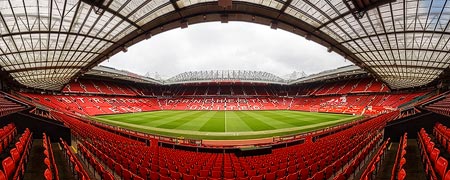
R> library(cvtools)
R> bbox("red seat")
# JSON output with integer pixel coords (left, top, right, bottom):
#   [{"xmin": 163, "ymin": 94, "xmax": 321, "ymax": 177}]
[
  {"xmin": 286, "ymin": 172, "xmax": 298, "ymax": 180},
  {"xmin": 2, "ymin": 157, "xmax": 14, "ymax": 179},
  {"xmin": 247, "ymin": 169, "xmax": 257, "ymax": 177},
  {"xmin": 430, "ymin": 148, "xmax": 440, "ymax": 164},
  {"xmin": 276, "ymin": 169, "xmax": 286, "ymax": 178},
  {"xmin": 224, "ymin": 171, "xmax": 234, "ymax": 178},
  {"xmin": 211, "ymin": 171, "xmax": 221, "ymax": 178},
  {"xmin": 44, "ymin": 168, "xmax": 52, "ymax": 180},
  {"xmin": 199, "ymin": 170, "xmax": 209, "ymax": 177},
  {"xmin": 10, "ymin": 148, "xmax": 20, "ymax": 163},
  {"xmin": 445, "ymin": 170, "xmax": 450, "ymax": 180},
  {"xmin": 0, "ymin": 170, "xmax": 6, "ymax": 180},
  {"xmin": 399, "ymin": 157, "xmax": 406, "ymax": 169},
  {"xmin": 160, "ymin": 175, "xmax": 171, "ymax": 180},
  {"xmin": 103, "ymin": 172, "xmax": 114, "ymax": 180},
  {"xmin": 436, "ymin": 157, "xmax": 448, "ymax": 178},
  {"xmin": 312, "ymin": 170, "xmax": 324, "ymax": 180},
  {"xmin": 265, "ymin": 171, "xmax": 276, "ymax": 179},
  {"xmin": 122, "ymin": 169, "xmax": 133, "ymax": 180},
  {"xmin": 182, "ymin": 173, "xmax": 194, "ymax": 180},
  {"xmin": 250, "ymin": 174, "xmax": 263, "ymax": 180},
  {"xmin": 398, "ymin": 168, "xmax": 406, "ymax": 180},
  {"xmin": 333, "ymin": 173, "xmax": 345, "ymax": 180},
  {"xmin": 299, "ymin": 168, "xmax": 308, "ymax": 180},
  {"xmin": 171, "ymin": 171, "xmax": 181, "ymax": 179},
  {"xmin": 150, "ymin": 171, "xmax": 160, "ymax": 180}
]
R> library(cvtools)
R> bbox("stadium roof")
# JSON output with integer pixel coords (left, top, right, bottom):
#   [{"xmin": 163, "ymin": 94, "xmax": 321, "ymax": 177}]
[
  {"xmin": 165, "ymin": 70, "xmax": 286, "ymax": 84},
  {"xmin": 289, "ymin": 65, "xmax": 366, "ymax": 84},
  {"xmin": 0, "ymin": 0, "xmax": 449, "ymax": 90},
  {"xmin": 84, "ymin": 66, "xmax": 162, "ymax": 84}
]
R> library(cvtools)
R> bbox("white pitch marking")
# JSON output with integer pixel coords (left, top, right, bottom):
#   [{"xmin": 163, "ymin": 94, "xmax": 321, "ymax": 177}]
[{"xmin": 224, "ymin": 111, "xmax": 227, "ymax": 132}]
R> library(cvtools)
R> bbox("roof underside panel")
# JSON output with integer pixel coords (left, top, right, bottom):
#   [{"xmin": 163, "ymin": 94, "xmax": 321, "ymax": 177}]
[{"xmin": 0, "ymin": 0, "xmax": 449, "ymax": 90}]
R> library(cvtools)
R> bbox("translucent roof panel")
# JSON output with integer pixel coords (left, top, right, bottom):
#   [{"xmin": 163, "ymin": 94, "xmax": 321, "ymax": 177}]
[{"xmin": 0, "ymin": 0, "xmax": 449, "ymax": 90}]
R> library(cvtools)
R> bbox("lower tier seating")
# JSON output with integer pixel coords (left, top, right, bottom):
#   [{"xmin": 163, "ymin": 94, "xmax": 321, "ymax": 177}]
[
  {"xmin": 0, "ymin": 128, "xmax": 32, "ymax": 180},
  {"xmin": 49, "ymin": 109, "xmax": 395, "ymax": 180},
  {"xmin": 59, "ymin": 138, "xmax": 90, "ymax": 180},
  {"xmin": 418, "ymin": 128, "xmax": 448, "ymax": 179},
  {"xmin": 391, "ymin": 133, "xmax": 407, "ymax": 180},
  {"xmin": 43, "ymin": 133, "xmax": 59, "ymax": 180}
]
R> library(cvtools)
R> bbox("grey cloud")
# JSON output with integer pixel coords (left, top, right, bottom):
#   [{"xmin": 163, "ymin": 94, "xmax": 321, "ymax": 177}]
[{"xmin": 101, "ymin": 22, "xmax": 352, "ymax": 79}]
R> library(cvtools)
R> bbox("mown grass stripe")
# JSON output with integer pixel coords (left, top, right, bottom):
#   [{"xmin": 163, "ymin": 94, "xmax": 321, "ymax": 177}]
[
  {"xmin": 176, "ymin": 111, "xmax": 217, "ymax": 131},
  {"xmin": 199, "ymin": 111, "xmax": 225, "ymax": 132},
  {"xmin": 241, "ymin": 111, "xmax": 294, "ymax": 129},
  {"xmin": 137, "ymin": 111, "xmax": 201, "ymax": 126},
  {"xmin": 157, "ymin": 111, "xmax": 205, "ymax": 129},
  {"xmin": 235, "ymin": 111, "xmax": 276, "ymax": 131},
  {"xmin": 93, "ymin": 110, "xmax": 361, "ymax": 140},
  {"xmin": 225, "ymin": 111, "xmax": 253, "ymax": 132}
]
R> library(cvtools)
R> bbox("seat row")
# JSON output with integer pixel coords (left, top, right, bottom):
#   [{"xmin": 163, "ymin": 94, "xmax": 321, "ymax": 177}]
[
  {"xmin": 391, "ymin": 133, "xmax": 407, "ymax": 180},
  {"xmin": 0, "ymin": 128, "xmax": 32, "ymax": 180},
  {"xmin": 43, "ymin": 133, "xmax": 59, "ymax": 180},
  {"xmin": 0, "ymin": 96, "xmax": 25, "ymax": 118},
  {"xmin": 77, "ymin": 142, "xmax": 115, "ymax": 180},
  {"xmin": 418, "ymin": 128, "xmax": 447, "ymax": 179},
  {"xmin": 426, "ymin": 94, "xmax": 450, "ymax": 117},
  {"xmin": 359, "ymin": 137, "xmax": 390, "ymax": 180},
  {"xmin": 70, "ymin": 109, "xmax": 391, "ymax": 180},
  {"xmin": 59, "ymin": 138, "xmax": 90, "ymax": 180},
  {"xmin": 0, "ymin": 124, "xmax": 17, "ymax": 155},
  {"xmin": 433, "ymin": 122, "xmax": 450, "ymax": 154}
]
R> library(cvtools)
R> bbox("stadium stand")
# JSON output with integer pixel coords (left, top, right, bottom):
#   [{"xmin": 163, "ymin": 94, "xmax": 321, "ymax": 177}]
[
  {"xmin": 20, "ymin": 93, "xmax": 160, "ymax": 116},
  {"xmin": 1, "ymin": 1, "xmax": 450, "ymax": 179},
  {"xmin": 46, "ymin": 109, "xmax": 398, "ymax": 180},
  {"xmin": 425, "ymin": 94, "xmax": 450, "ymax": 117},
  {"xmin": 21, "ymin": 78, "xmax": 428, "ymax": 116},
  {"xmin": 0, "ymin": 95, "xmax": 26, "ymax": 118}
]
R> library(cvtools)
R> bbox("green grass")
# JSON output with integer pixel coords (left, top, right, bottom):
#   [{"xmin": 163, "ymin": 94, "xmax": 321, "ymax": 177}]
[{"xmin": 93, "ymin": 111, "xmax": 362, "ymax": 140}]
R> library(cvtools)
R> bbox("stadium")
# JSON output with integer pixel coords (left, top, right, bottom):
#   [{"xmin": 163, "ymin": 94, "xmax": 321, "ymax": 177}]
[{"xmin": 0, "ymin": 0, "xmax": 450, "ymax": 180}]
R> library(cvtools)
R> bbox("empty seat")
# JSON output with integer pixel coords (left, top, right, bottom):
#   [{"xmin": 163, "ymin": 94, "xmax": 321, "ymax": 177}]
[
  {"xmin": 398, "ymin": 168, "xmax": 406, "ymax": 180},
  {"xmin": 2, "ymin": 157, "xmax": 14, "ymax": 179},
  {"xmin": 430, "ymin": 148, "xmax": 440, "ymax": 164},
  {"xmin": 44, "ymin": 168, "xmax": 52, "ymax": 180},
  {"xmin": 436, "ymin": 157, "xmax": 448, "ymax": 178},
  {"xmin": 103, "ymin": 171, "xmax": 114, "ymax": 180}
]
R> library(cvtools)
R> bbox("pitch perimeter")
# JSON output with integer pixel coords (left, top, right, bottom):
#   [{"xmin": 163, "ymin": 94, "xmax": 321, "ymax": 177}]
[{"xmin": 93, "ymin": 111, "xmax": 362, "ymax": 140}]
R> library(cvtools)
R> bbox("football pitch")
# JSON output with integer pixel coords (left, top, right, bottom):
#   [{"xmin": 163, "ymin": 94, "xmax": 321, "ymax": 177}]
[{"xmin": 93, "ymin": 111, "xmax": 362, "ymax": 140}]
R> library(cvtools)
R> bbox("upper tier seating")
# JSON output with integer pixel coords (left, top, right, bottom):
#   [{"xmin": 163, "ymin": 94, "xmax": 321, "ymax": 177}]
[
  {"xmin": 63, "ymin": 80, "xmax": 138, "ymax": 96},
  {"xmin": 0, "ymin": 95, "xmax": 26, "ymax": 117},
  {"xmin": 426, "ymin": 94, "xmax": 450, "ymax": 117}
]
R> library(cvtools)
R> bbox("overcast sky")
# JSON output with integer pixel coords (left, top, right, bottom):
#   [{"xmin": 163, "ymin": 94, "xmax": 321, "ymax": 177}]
[{"xmin": 101, "ymin": 22, "xmax": 352, "ymax": 79}]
